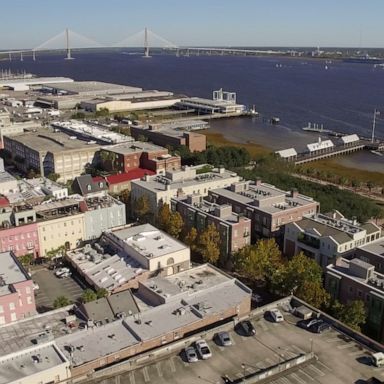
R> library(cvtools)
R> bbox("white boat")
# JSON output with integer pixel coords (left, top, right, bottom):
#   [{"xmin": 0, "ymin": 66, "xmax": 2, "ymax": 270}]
[{"xmin": 370, "ymin": 150, "xmax": 383, "ymax": 157}]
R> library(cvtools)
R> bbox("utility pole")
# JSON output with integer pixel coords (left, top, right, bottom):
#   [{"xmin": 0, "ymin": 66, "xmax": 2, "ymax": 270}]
[
  {"xmin": 65, "ymin": 28, "xmax": 74, "ymax": 60},
  {"xmin": 143, "ymin": 27, "xmax": 151, "ymax": 58},
  {"xmin": 371, "ymin": 109, "xmax": 379, "ymax": 143}
]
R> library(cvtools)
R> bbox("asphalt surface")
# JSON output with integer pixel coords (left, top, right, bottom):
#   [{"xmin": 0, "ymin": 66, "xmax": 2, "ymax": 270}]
[
  {"xmin": 90, "ymin": 313, "xmax": 380, "ymax": 384},
  {"xmin": 32, "ymin": 269, "xmax": 84, "ymax": 310}
]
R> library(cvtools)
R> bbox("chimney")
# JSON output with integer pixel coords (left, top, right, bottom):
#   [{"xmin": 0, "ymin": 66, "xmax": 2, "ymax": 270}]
[
  {"xmin": 291, "ymin": 188, "xmax": 299, "ymax": 198},
  {"xmin": 255, "ymin": 178, "xmax": 262, "ymax": 186}
]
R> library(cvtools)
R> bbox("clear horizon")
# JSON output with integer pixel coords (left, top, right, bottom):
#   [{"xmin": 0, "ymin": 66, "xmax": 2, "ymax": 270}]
[{"xmin": 1, "ymin": 0, "xmax": 384, "ymax": 50}]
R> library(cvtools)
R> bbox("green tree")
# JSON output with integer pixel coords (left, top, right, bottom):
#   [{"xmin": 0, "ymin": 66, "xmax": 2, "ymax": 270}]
[
  {"xmin": 81, "ymin": 289, "xmax": 97, "ymax": 303},
  {"xmin": 367, "ymin": 181, "xmax": 375, "ymax": 193},
  {"xmin": 95, "ymin": 108, "xmax": 110, "ymax": 117},
  {"xmin": 197, "ymin": 223, "xmax": 221, "ymax": 264},
  {"xmin": 133, "ymin": 195, "xmax": 151, "ymax": 223},
  {"xmin": 157, "ymin": 203, "xmax": 184, "ymax": 238},
  {"xmin": 268, "ymin": 252, "xmax": 329, "ymax": 308},
  {"xmin": 71, "ymin": 112, "xmax": 85, "ymax": 119},
  {"xmin": 19, "ymin": 253, "xmax": 34, "ymax": 267},
  {"xmin": 47, "ymin": 173, "xmax": 60, "ymax": 182},
  {"xmin": 96, "ymin": 288, "xmax": 108, "ymax": 299},
  {"xmin": 330, "ymin": 300, "xmax": 366, "ymax": 332},
  {"xmin": 53, "ymin": 296, "xmax": 71, "ymax": 308},
  {"xmin": 183, "ymin": 227, "xmax": 198, "ymax": 252},
  {"xmin": 233, "ymin": 238, "xmax": 282, "ymax": 281}
]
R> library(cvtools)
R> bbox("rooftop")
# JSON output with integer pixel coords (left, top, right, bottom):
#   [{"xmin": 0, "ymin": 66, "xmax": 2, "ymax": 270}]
[
  {"xmin": 52, "ymin": 120, "xmax": 133, "ymax": 144},
  {"xmin": 44, "ymin": 81, "xmax": 142, "ymax": 95},
  {"xmin": 296, "ymin": 213, "xmax": 381, "ymax": 244},
  {"xmin": 211, "ymin": 180, "xmax": 316, "ymax": 214},
  {"xmin": 9, "ymin": 129, "xmax": 100, "ymax": 153},
  {"xmin": 132, "ymin": 166, "xmax": 239, "ymax": 193},
  {"xmin": 0, "ymin": 251, "xmax": 30, "ymax": 296},
  {"xmin": 0, "ymin": 342, "xmax": 68, "ymax": 384},
  {"xmin": 103, "ymin": 141, "xmax": 166, "ymax": 155},
  {"xmin": 66, "ymin": 242, "xmax": 145, "ymax": 292},
  {"xmin": 111, "ymin": 224, "xmax": 189, "ymax": 259},
  {"xmin": 105, "ymin": 169, "xmax": 156, "ymax": 185},
  {"xmin": 359, "ymin": 237, "xmax": 384, "ymax": 256}
]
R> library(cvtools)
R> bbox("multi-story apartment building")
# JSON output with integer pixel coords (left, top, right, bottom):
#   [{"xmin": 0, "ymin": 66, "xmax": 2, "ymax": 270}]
[
  {"xmin": 171, "ymin": 194, "xmax": 251, "ymax": 261},
  {"xmin": 326, "ymin": 257, "xmax": 384, "ymax": 342},
  {"xmin": 0, "ymin": 251, "xmax": 36, "ymax": 324},
  {"xmin": 284, "ymin": 211, "xmax": 382, "ymax": 269},
  {"xmin": 130, "ymin": 166, "xmax": 240, "ymax": 213},
  {"xmin": 100, "ymin": 141, "xmax": 181, "ymax": 174},
  {"xmin": 209, "ymin": 179, "xmax": 319, "ymax": 242},
  {"xmin": 3, "ymin": 128, "xmax": 100, "ymax": 182}
]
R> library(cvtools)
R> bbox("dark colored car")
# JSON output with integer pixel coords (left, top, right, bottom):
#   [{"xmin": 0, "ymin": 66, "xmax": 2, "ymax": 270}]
[
  {"xmin": 310, "ymin": 320, "xmax": 330, "ymax": 334},
  {"xmin": 297, "ymin": 318, "xmax": 320, "ymax": 330},
  {"xmin": 237, "ymin": 320, "xmax": 256, "ymax": 336}
]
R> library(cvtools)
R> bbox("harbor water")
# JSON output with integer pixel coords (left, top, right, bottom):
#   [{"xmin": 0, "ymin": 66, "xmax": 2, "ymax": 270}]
[{"xmin": 2, "ymin": 52, "xmax": 384, "ymax": 172}]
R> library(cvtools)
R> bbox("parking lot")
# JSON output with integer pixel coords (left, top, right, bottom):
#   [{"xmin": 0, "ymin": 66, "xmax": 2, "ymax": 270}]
[
  {"xmin": 32, "ymin": 269, "xmax": 85, "ymax": 310},
  {"xmin": 93, "ymin": 313, "xmax": 379, "ymax": 384}
]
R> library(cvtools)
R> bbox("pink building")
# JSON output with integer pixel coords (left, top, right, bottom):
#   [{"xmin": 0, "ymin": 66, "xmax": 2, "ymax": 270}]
[
  {"xmin": 0, "ymin": 251, "xmax": 36, "ymax": 325},
  {"xmin": 0, "ymin": 223, "xmax": 40, "ymax": 258}
]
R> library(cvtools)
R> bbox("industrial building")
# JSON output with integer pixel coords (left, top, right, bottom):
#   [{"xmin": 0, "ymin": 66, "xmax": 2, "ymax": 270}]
[
  {"xmin": 0, "ymin": 76, "xmax": 74, "ymax": 92},
  {"xmin": 3, "ymin": 128, "xmax": 100, "ymax": 182}
]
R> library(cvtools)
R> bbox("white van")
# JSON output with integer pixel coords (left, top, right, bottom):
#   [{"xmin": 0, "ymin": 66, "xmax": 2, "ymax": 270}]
[{"xmin": 371, "ymin": 352, "xmax": 384, "ymax": 367}]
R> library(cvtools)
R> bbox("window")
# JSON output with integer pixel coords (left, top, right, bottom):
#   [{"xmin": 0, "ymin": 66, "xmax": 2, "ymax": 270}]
[
  {"xmin": 9, "ymin": 302, "xmax": 15, "ymax": 310},
  {"xmin": 26, "ymin": 286, "xmax": 31, "ymax": 294},
  {"xmin": 0, "ymin": 305, "xmax": 3, "ymax": 313},
  {"xmin": 10, "ymin": 313, "xmax": 17, "ymax": 322},
  {"xmin": 27, "ymin": 296, "xmax": 33, "ymax": 305},
  {"xmin": 87, "ymin": 184, "xmax": 92, "ymax": 191}
]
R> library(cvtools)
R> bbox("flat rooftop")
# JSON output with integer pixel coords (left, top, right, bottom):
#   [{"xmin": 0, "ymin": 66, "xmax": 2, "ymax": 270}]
[
  {"xmin": 359, "ymin": 237, "xmax": 384, "ymax": 256},
  {"xmin": 0, "ymin": 342, "xmax": 67, "ymax": 384},
  {"xmin": 111, "ymin": 224, "xmax": 189, "ymax": 259},
  {"xmin": 133, "ymin": 167, "xmax": 239, "ymax": 193},
  {"xmin": 0, "ymin": 76, "xmax": 73, "ymax": 89},
  {"xmin": 0, "ymin": 251, "xmax": 29, "ymax": 296},
  {"xmin": 52, "ymin": 120, "xmax": 133, "ymax": 144},
  {"xmin": 45, "ymin": 81, "xmax": 142, "ymax": 95},
  {"xmin": 9, "ymin": 129, "xmax": 100, "ymax": 152},
  {"xmin": 140, "ymin": 264, "xmax": 241, "ymax": 302},
  {"xmin": 0, "ymin": 170, "xmax": 16, "ymax": 184},
  {"xmin": 89, "ymin": 300, "xmax": 381, "ymax": 384},
  {"xmin": 104, "ymin": 141, "xmax": 166, "ymax": 155}
]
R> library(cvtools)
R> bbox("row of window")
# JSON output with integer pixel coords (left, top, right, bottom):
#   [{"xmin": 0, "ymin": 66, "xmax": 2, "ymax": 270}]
[
  {"xmin": 1, "ymin": 232, "xmax": 37, "ymax": 241},
  {"xmin": 0, "ymin": 296, "xmax": 33, "ymax": 313}
]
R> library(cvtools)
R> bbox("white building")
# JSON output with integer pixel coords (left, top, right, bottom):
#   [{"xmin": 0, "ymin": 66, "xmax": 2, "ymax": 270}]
[
  {"xmin": 131, "ymin": 165, "xmax": 240, "ymax": 212},
  {"xmin": 0, "ymin": 342, "xmax": 70, "ymax": 384}
]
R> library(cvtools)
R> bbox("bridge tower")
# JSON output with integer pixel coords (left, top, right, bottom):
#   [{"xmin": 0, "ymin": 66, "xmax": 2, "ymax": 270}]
[
  {"xmin": 32, "ymin": 50, "xmax": 36, "ymax": 61},
  {"xmin": 8, "ymin": 52, "xmax": 11, "ymax": 61},
  {"xmin": 65, "ymin": 28, "xmax": 74, "ymax": 60},
  {"xmin": 143, "ymin": 27, "xmax": 151, "ymax": 58},
  {"xmin": 20, "ymin": 51, "xmax": 23, "ymax": 61}
]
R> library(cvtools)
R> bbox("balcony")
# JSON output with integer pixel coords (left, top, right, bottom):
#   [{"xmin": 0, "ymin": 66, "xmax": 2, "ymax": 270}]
[{"xmin": 297, "ymin": 233, "xmax": 320, "ymax": 249}]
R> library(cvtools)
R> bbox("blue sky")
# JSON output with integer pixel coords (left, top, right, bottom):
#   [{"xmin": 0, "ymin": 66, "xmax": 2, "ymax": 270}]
[{"xmin": 1, "ymin": 0, "xmax": 384, "ymax": 49}]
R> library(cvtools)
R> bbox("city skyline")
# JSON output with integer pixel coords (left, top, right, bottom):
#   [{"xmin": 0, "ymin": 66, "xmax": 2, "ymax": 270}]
[{"xmin": 1, "ymin": 0, "xmax": 384, "ymax": 49}]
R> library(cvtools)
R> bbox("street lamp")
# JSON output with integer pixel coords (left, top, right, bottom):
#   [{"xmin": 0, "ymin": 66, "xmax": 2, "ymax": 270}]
[{"xmin": 241, "ymin": 363, "xmax": 246, "ymax": 382}]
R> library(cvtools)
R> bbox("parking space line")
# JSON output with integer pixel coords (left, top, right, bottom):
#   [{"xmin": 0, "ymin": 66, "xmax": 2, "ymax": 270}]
[
  {"xmin": 307, "ymin": 364, "xmax": 325, "ymax": 377},
  {"xmin": 129, "ymin": 372, "xmax": 135, "ymax": 384},
  {"xmin": 316, "ymin": 360, "xmax": 332, "ymax": 372},
  {"xmin": 326, "ymin": 337, "xmax": 340, "ymax": 343},
  {"xmin": 290, "ymin": 372, "xmax": 306, "ymax": 384},
  {"xmin": 290, "ymin": 345, "xmax": 306, "ymax": 354},
  {"xmin": 337, "ymin": 343, "xmax": 355, "ymax": 350},
  {"xmin": 169, "ymin": 357, "xmax": 176, "ymax": 373},
  {"xmin": 347, "ymin": 349, "xmax": 365, "ymax": 356},
  {"xmin": 298, "ymin": 369, "xmax": 315, "ymax": 381},
  {"xmin": 155, "ymin": 362, "xmax": 163, "ymax": 377},
  {"xmin": 142, "ymin": 367, "xmax": 150, "ymax": 382},
  {"xmin": 258, "ymin": 321, "xmax": 269, "ymax": 332}
]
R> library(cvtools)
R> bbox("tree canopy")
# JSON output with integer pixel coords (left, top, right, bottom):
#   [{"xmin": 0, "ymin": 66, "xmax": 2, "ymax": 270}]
[
  {"xmin": 197, "ymin": 223, "xmax": 221, "ymax": 264},
  {"xmin": 157, "ymin": 203, "xmax": 184, "ymax": 239}
]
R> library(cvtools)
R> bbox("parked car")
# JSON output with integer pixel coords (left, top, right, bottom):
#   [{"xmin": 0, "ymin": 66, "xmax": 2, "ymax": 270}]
[
  {"xmin": 297, "ymin": 318, "xmax": 320, "ymax": 330},
  {"xmin": 55, "ymin": 267, "xmax": 70, "ymax": 278},
  {"xmin": 59, "ymin": 271, "xmax": 72, "ymax": 278},
  {"xmin": 269, "ymin": 308, "xmax": 284, "ymax": 323},
  {"xmin": 184, "ymin": 346, "xmax": 198, "ymax": 363},
  {"xmin": 195, "ymin": 339, "xmax": 212, "ymax": 360},
  {"xmin": 216, "ymin": 331, "xmax": 232, "ymax": 346},
  {"xmin": 237, "ymin": 320, "xmax": 256, "ymax": 336},
  {"xmin": 310, "ymin": 320, "xmax": 330, "ymax": 334}
]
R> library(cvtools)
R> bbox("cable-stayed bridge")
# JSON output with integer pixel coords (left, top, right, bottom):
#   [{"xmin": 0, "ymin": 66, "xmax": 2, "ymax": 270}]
[{"xmin": 0, "ymin": 28, "xmax": 285, "ymax": 61}]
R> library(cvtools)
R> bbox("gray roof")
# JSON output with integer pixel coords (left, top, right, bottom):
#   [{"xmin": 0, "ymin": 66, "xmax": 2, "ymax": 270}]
[
  {"xmin": 107, "ymin": 290, "xmax": 139, "ymax": 317},
  {"xmin": 103, "ymin": 141, "xmax": 166, "ymax": 155},
  {"xmin": 79, "ymin": 298, "xmax": 115, "ymax": 324},
  {"xmin": 0, "ymin": 251, "xmax": 30, "ymax": 296},
  {"xmin": 0, "ymin": 342, "xmax": 68, "ymax": 384},
  {"xmin": 46, "ymin": 81, "xmax": 142, "ymax": 95},
  {"xmin": 74, "ymin": 175, "xmax": 108, "ymax": 196},
  {"xmin": 359, "ymin": 238, "xmax": 384, "ymax": 256}
]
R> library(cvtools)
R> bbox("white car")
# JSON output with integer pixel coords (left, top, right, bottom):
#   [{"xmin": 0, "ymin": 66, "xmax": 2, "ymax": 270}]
[
  {"xmin": 184, "ymin": 346, "xmax": 198, "ymax": 363},
  {"xmin": 195, "ymin": 339, "xmax": 212, "ymax": 360},
  {"xmin": 55, "ymin": 267, "xmax": 70, "ymax": 278},
  {"xmin": 270, "ymin": 308, "xmax": 284, "ymax": 322}
]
